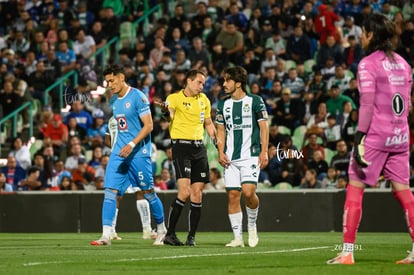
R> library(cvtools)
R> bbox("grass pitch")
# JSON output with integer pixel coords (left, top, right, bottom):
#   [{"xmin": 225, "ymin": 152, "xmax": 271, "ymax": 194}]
[{"xmin": 0, "ymin": 232, "xmax": 413, "ymax": 274}]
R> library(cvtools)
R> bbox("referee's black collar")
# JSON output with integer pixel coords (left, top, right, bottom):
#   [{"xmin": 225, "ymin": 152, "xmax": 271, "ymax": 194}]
[{"xmin": 182, "ymin": 89, "xmax": 200, "ymax": 99}]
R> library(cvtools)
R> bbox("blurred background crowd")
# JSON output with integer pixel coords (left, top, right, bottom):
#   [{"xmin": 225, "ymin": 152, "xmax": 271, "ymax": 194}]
[{"xmin": 0, "ymin": 0, "xmax": 413, "ymax": 192}]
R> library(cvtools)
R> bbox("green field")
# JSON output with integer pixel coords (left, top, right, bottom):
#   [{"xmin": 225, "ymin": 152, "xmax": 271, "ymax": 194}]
[{"xmin": 0, "ymin": 232, "xmax": 413, "ymax": 274}]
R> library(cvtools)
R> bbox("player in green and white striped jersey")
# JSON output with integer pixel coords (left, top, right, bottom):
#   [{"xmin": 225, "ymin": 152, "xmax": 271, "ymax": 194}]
[{"xmin": 216, "ymin": 66, "xmax": 269, "ymax": 248}]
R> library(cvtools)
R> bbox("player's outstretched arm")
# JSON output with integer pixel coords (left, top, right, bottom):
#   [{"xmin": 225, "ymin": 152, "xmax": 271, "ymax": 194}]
[{"xmin": 154, "ymin": 101, "xmax": 172, "ymax": 122}]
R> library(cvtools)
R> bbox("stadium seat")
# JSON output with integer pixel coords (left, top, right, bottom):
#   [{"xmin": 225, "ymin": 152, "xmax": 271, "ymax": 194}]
[
  {"xmin": 285, "ymin": 60, "xmax": 296, "ymax": 71},
  {"xmin": 85, "ymin": 150, "xmax": 93, "ymax": 162},
  {"xmin": 17, "ymin": 115, "xmax": 23, "ymax": 133},
  {"xmin": 278, "ymin": 125, "xmax": 291, "ymax": 136},
  {"xmin": 0, "ymin": 125, "xmax": 7, "ymax": 144},
  {"xmin": 32, "ymin": 99, "xmax": 41, "ymax": 115},
  {"xmin": 312, "ymin": 49, "xmax": 319, "ymax": 61},
  {"xmin": 203, "ymin": 132, "xmax": 222, "ymax": 172},
  {"xmin": 304, "ymin": 59, "xmax": 316, "ymax": 74},
  {"xmin": 293, "ymin": 125, "xmax": 307, "ymax": 148},
  {"xmin": 155, "ymin": 149, "xmax": 166, "ymax": 175},
  {"xmin": 324, "ymin": 148, "xmax": 336, "ymax": 165},
  {"xmin": 274, "ymin": 182, "xmax": 293, "ymax": 190},
  {"xmin": 390, "ymin": 5, "xmax": 401, "ymax": 14},
  {"xmin": 29, "ymin": 139, "xmax": 43, "ymax": 159},
  {"xmin": 344, "ymin": 69, "xmax": 354, "ymax": 79}
]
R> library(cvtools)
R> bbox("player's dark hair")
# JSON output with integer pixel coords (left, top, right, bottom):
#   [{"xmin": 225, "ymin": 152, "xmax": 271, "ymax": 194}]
[
  {"xmin": 183, "ymin": 69, "xmax": 206, "ymax": 88},
  {"xmin": 223, "ymin": 66, "xmax": 247, "ymax": 91},
  {"xmin": 362, "ymin": 13, "xmax": 395, "ymax": 60},
  {"xmin": 103, "ymin": 64, "xmax": 124, "ymax": 76}
]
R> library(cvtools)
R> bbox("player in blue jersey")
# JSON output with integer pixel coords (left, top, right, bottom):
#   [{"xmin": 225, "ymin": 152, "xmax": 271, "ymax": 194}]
[
  {"xmin": 105, "ymin": 116, "xmax": 156, "ymax": 241},
  {"xmin": 90, "ymin": 64, "xmax": 166, "ymax": 246}
]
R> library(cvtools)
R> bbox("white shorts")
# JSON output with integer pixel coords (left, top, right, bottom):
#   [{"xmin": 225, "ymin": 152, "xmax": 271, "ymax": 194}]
[{"xmin": 224, "ymin": 157, "xmax": 260, "ymax": 190}]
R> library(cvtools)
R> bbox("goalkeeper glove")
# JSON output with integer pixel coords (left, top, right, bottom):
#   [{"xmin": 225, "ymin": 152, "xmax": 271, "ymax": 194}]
[{"xmin": 353, "ymin": 131, "xmax": 369, "ymax": 168}]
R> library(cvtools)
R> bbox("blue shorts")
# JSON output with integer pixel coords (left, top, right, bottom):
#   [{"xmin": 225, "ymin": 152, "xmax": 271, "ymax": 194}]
[{"xmin": 104, "ymin": 154, "xmax": 154, "ymax": 196}]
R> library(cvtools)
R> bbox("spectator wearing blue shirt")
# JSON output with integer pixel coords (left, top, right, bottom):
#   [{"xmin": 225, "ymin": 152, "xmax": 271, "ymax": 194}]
[
  {"xmin": 65, "ymin": 100, "xmax": 93, "ymax": 131},
  {"xmin": 225, "ymin": 2, "xmax": 248, "ymax": 33},
  {"xmin": 55, "ymin": 40, "xmax": 76, "ymax": 74},
  {"xmin": 1, "ymin": 156, "xmax": 27, "ymax": 191},
  {"xmin": 87, "ymin": 109, "xmax": 107, "ymax": 148}
]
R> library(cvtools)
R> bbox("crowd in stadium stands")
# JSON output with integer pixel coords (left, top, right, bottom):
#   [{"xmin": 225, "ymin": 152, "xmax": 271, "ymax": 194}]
[{"xmin": 0, "ymin": 0, "xmax": 413, "ymax": 192}]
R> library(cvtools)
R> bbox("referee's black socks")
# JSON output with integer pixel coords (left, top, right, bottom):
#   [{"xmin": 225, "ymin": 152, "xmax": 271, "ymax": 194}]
[
  {"xmin": 167, "ymin": 198, "xmax": 185, "ymax": 235},
  {"xmin": 189, "ymin": 202, "xmax": 202, "ymax": 237}
]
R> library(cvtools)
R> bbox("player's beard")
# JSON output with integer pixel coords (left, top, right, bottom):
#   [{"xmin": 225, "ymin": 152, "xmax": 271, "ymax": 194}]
[{"xmin": 226, "ymin": 86, "xmax": 237, "ymax": 95}]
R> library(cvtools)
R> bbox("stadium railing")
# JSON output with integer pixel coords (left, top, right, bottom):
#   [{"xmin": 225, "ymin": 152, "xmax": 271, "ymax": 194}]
[
  {"xmin": 0, "ymin": 101, "xmax": 33, "ymax": 154},
  {"xmin": 0, "ymin": 3, "xmax": 164, "ymax": 158},
  {"xmin": 42, "ymin": 4, "xmax": 163, "ymax": 112}
]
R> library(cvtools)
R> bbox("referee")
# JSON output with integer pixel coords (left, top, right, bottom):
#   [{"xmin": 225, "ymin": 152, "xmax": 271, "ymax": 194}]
[{"xmin": 155, "ymin": 69, "xmax": 216, "ymax": 246}]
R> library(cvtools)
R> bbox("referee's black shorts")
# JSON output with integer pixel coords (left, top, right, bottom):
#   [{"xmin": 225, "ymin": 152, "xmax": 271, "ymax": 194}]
[{"xmin": 171, "ymin": 139, "xmax": 210, "ymax": 183}]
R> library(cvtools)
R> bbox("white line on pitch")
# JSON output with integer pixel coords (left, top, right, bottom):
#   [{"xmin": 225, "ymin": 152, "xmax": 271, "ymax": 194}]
[{"xmin": 23, "ymin": 246, "xmax": 330, "ymax": 266}]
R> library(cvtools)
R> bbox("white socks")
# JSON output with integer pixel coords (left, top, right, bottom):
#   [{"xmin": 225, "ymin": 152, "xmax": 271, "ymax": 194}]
[
  {"xmin": 228, "ymin": 212, "xmax": 243, "ymax": 240},
  {"xmin": 103, "ymin": 225, "xmax": 112, "ymax": 240},
  {"xmin": 136, "ymin": 199, "xmax": 151, "ymax": 231},
  {"xmin": 157, "ymin": 222, "xmax": 167, "ymax": 233},
  {"xmin": 246, "ymin": 206, "xmax": 259, "ymax": 230}
]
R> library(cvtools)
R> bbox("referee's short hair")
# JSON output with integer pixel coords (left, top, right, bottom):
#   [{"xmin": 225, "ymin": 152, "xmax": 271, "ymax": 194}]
[
  {"xmin": 223, "ymin": 66, "xmax": 247, "ymax": 87},
  {"xmin": 184, "ymin": 69, "xmax": 207, "ymax": 88}
]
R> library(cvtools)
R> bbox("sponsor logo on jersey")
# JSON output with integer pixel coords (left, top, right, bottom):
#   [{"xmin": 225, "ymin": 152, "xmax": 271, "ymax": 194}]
[
  {"xmin": 382, "ymin": 60, "xmax": 405, "ymax": 71},
  {"xmin": 360, "ymin": 81, "xmax": 373, "ymax": 87},
  {"xmin": 233, "ymin": 124, "xmax": 252, "ymax": 130},
  {"xmin": 388, "ymin": 74, "xmax": 405, "ymax": 86},
  {"xmin": 385, "ymin": 133, "xmax": 409, "ymax": 146}
]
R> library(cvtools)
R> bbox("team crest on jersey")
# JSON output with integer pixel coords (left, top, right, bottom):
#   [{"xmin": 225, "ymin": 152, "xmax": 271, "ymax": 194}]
[
  {"xmin": 116, "ymin": 116, "xmax": 128, "ymax": 131},
  {"xmin": 243, "ymin": 104, "xmax": 250, "ymax": 112},
  {"xmin": 125, "ymin": 102, "xmax": 131, "ymax": 109},
  {"xmin": 183, "ymin": 102, "xmax": 191, "ymax": 109}
]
